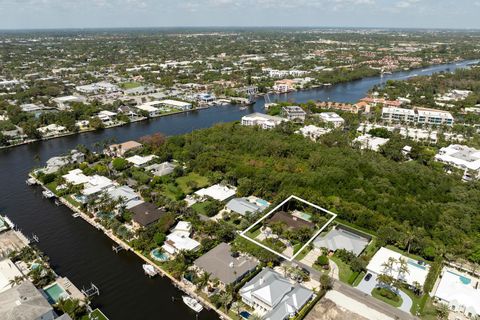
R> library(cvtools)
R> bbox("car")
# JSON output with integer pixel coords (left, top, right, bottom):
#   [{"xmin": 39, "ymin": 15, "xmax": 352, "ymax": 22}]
[{"xmin": 365, "ymin": 273, "xmax": 372, "ymax": 281}]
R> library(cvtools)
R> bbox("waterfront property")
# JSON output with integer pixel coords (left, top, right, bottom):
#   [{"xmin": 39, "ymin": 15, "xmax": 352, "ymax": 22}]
[
  {"xmin": 193, "ymin": 242, "xmax": 259, "ymax": 289},
  {"xmin": 313, "ymin": 225, "xmax": 371, "ymax": 256},
  {"xmin": 105, "ymin": 140, "xmax": 142, "ymax": 157},
  {"xmin": 239, "ymin": 267, "xmax": 313, "ymax": 320},
  {"xmin": 281, "ymin": 106, "xmax": 307, "ymax": 122},
  {"xmin": 158, "ymin": 99, "xmax": 193, "ymax": 111},
  {"xmin": 0, "ymin": 281, "xmax": 55, "ymax": 320},
  {"xmin": 0, "ymin": 258, "xmax": 24, "ymax": 293},
  {"xmin": 42, "ymin": 277, "xmax": 85, "ymax": 304},
  {"xmin": 366, "ymin": 247, "xmax": 429, "ymax": 288},
  {"xmin": 130, "ymin": 202, "xmax": 165, "ymax": 228},
  {"xmin": 433, "ymin": 267, "xmax": 480, "ymax": 318},
  {"xmin": 382, "ymin": 106, "xmax": 454, "ymax": 126},
  {"xmin": 241, "ymin": 113, "xmax": 286, "ymax": 129},
  {"xmin": 162, "ymin": 221, "xmax": 201, "ymax": 256}
]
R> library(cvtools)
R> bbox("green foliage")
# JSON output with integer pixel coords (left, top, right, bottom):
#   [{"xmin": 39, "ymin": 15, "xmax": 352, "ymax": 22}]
[
  {"xmin": 112, "ymin": 158, "xmax": 129, "ymax": 171},
  {"xmin": 423, "ymin": 256, "xmax": 443, "ymax": 293},
  {"xmin": 316, "ymin": 255, "xmax": 329, "ymax": 266}
]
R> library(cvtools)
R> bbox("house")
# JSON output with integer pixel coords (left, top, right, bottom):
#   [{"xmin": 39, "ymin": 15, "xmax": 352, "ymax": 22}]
[
  {"xmin": 37, "ymin": 124, "xmax": 67, "ymax": 138},
  {"xmin": 76, "ymin": 81, "xmax": 120, "ymax": 94},
  {"xmin": 282, "ymin": 106, "xmax": 306, "ymax": 122},
  {"xmin": 196, "ymin": 93, "xmax": 216, "ymax": 103},
  {"xmin": 125, "ymin": 155, "xmax": 158, "ymax": 168},
  {"xmin": 195, "ymin": 184, "xmax": 237, "ymax": 202},
  {"xmin": 382, "ymin": 106, "xmax": 454, "ymax": 126},
  {"xmin": 313, "ymin": 225, "xmax": 371, "ymax": 256},
  {"xmin": 353, "ymin": 134, "xmax": 389, "ymax": 152},
  {"xmin": 194, "ymin": 243, "xmax": 259, "ymax": 288},
  {"xmin": 0, "ymin": 258, "xmax": 24, "ymax": 293},
  {"xmin": 317, "ymin": 112, "xmax": 345, "ymax": 128},
  {"xmin": 62, "ymin": 169, "xmax": 90, "ymax": 186},
  {"xmin": 134, "ymin": 103, "xmax": 162, "ymax": 117},
  {"xmin": 80, "ymin": 175, "xmax": 115, "ymax": 202},
  {"xmin": 75, "ymin": 120, "xmax": 90, "ymax": 130},
  {"xmin": 268, "ymin": 211, "xmax": 315, "ymax": 231},
  {"xmin": 433, "ymin": 267, "xmax": 480, "ymax": 318},
  {"xmin": 273, "ymin": 79, "xmax": 296, "ymax": 93},
  {"xmin": 39, "ymin": 150, "xmax": 84, "ymax": 175},
  {"xmin": 0, "ymin": 281, "xmax": 55, "ymax": 320},
  {"xmin": 104, "ymin": 185, "xmax": 144, "ymax": 210},
  {"xmin": 435, "ymin": 145, "xmax": 480, "ymax": 180},
  {"xmin": 366, "ymin": 247, "xmax": 429, "ymax": 288},
  {"xmin": 145, "ymin": 162, "xmax": 177, "ymax": 177},
  {"xmin": 225, "ymin": 197, "xmax": 269, "ymax": 216},
  {"xmin": 240, "ymin": 268, "xmax": 313, "ymax": 320},
  {"xmin": 97, "ymin": 110, "xmax": 117, "ymax": 124},
  {"xmin": 130, "ymin": 202, "xmax": 165, "ymax": 228},
  {"xmin": 162, "ymin": 221, "xmax": 200, "ymax": 255},
  {"xmin": 106, "ymin": 141, "xmax": 142, "ymax": 157},
  {"xmin": 52, "ymin": 95, "xmax": 86, "ymax": 110},
  {"xmin": 158, "ymin": 99, "xmax": 193, "ymax": 111},
  {"xmin": 241, "ymin": 113, "xmax": 286, "ymax": 129},
  {"xmin": 297, "ymin": 125, "xmax": 331, "ymax": 141}
]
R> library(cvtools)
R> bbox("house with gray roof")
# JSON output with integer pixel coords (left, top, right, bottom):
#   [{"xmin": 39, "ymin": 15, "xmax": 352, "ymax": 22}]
[
  {"xmin": 225, "ymin": 198, "xmax": 264, "ymax": 216},
  {"xmin": 240, "ymin": 268, "xmax": 313, "ymax": 320},
  {"xmin": 313, "ymin": 225, "xmax": 370, "ymax": 256},
  {"xmin": 194, "ymin": 243, "xmax": 259, "ymax": 288},
  {"xmin": 145, "ymin": 162, "xmax": 177, "ymax": 177},
  {"xmin": 0, "ymin": 281, "xmax": 55, "ymax": 320}
]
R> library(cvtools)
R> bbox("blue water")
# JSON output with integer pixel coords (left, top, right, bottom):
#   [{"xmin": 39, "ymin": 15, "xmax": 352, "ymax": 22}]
[
  {"xmin": 43, "ymin": 283, "xmax": 68, "ymax": 303},
  {"xmin": 448, "ymin": 271, "xmax": 472, "ymax": 285},
  {"xmin": 150, "ymin": 248, "xmax": 168, "ymax": 261},
  {"xmin": 408, "ymin": 260, "xmax": 427, "ymax": 270},
  {"xmin": 240, "ymin": 311, "xmax": 251, "ymax": 319},
  {"xmin": 256, "ymin": 199, "xmax": 269, "ymax": 207}
]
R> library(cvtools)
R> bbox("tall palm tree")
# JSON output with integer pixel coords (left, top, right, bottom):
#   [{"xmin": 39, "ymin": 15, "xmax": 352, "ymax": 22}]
[{"xmin": 197, "ymin": 272, "xmax": 211, "ymax": 290}]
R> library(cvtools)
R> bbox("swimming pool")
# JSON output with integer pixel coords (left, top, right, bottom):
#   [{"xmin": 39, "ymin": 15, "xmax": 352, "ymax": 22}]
[
  {"xmin": 256, "ymin": 199, "xmax": 269, "ymax": 207},
  {"xmin": 408, "ymin": 260, "xmax": 426, "ymax": 270},
  {"xmin": 240, "ymin": 311, "xmax": 251, "ymax": 319},
  {"xmin": 150, "ymin": 248, "xmax": 169, "ymax": 261},
  {"xmin": 43, "ymin": 283, "xmax": 69, "ymax": 303},
  {"xmin": 448, "ymin": 271, "xmax": 471, "ymax": 285}
]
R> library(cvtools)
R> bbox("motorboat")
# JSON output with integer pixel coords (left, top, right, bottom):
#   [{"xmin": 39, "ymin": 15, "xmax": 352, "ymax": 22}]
[
  {"xmin": 143, "ymin": 264, "xmax": 157, "ymax": 277},
  {"xmin": 42, "ymin": 190, "xmax": 55, "ymax": 199},
  {"xmin": 182, "ymin": 295, "xmax": 203, "ymax": 313}
]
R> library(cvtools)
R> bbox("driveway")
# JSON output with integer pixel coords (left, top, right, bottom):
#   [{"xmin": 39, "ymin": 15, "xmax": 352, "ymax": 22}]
[{"xmin": 356, "ymin": 273, "xmax": 413, "ymax": 314}]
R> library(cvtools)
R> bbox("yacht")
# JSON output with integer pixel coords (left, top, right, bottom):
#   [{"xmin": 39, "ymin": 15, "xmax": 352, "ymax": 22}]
[
  {"xmin": 143, "ymin": 264, "xmax": 157, "ymax": 277},
  {"xmin": 42, "ymin": 190, "xmax": 55, "ymax": 199},
  {"xmin": 182, "ymin": 295, "xmax": 203, "ymax": 313}
]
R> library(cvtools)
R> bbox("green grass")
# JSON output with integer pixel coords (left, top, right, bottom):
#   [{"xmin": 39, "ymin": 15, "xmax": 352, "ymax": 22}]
[
  {"xmin": 371, "ymin": 288, "xmax": 403, "ymax": 308},
  {"xmin": 176, "ymin": 172, "xmax": 209, "ymax": 194},
  {"xmin": 120, "ymin": 82, "xmax": 141, "ymax": 89},
  {"xmin": 81, "ymin": 309, "xmax": 109, "ymax": 320},
  {"xmin": 418, "ymin": 295, "xmax": 438, "ymax": 320},
  {"xmin": 65, "ymin": 195, "xmax": 81, "ymax": 208},
  {"xmin": 400, "ymin": 286, "xmax": 423, "ymax": 315},
  {"xmin": 352, "ymin": 271, "xmax": 365, "ymax": 287},
  {"xmin": 330, "ymin": 255, "xmax": 354, "ymax": 284},
  {"xmin": 45, "ymin": 181, "xmax": 59, "ymax": 194},
  {"xmin": 245, "ymin": 227, "xmax": 262, "ymax": 239},
  {"xmin": 293, "ymin": 243, "xmax": 303, "ymax": 254},
  {"xmin": 191, "ymin": 201, "xmax": 210, "ymax": 216},
  {"xmin": 294, "ymin": 247, "xmax": 311, "ymax": 262}
]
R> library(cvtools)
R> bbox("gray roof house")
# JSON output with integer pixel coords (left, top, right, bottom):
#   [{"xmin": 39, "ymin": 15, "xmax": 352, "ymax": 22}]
[
  {"xmin": 0, "ymin": 281, "xmax": 55, "ymax": 320},
  {"xmin": 226, "ymin": 198, "xmax": 264, "ymax": 216},
  {"xmin": 240, "ymin": 268, "xmax": 313, "ymax": 320},
  {"xmin": 194, "ymin": 243, "xmax": 259, "ymax": 287},
  {"xmin": 313, "ymin": 226, "xmax": 370, "ymax": 256},
  {"xmin": 145, "ymin": 162, "xmax": 177, "ymax": 177}
]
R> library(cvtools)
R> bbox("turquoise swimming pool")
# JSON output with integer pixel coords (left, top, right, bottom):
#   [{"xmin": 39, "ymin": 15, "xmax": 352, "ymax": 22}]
[
  {"xmin": 44, "ymin": 283, "xmax": 68, "ymax": 303},
  {"xmin": 448, "ymin": 271, "xmax": 471, "ymax": 285},
  {"xmin": 256, "ymin": 199, "xmax": 269, "ymax": 207},
  {"xmin": 408, "ymin": 260, "xmax": 426, "ymax": 270},
  {"xmin": 150, "ymin": 248, "xmax": 168, "ymax": 261}
]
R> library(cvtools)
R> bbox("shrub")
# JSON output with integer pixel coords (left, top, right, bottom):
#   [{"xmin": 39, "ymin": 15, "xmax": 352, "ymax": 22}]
[{"xmin": 316, "ymin": 255, "xmax": 329, "ymax": 266}]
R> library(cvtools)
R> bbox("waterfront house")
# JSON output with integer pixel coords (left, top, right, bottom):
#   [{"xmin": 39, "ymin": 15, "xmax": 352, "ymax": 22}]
[
  {"xmin": 162, "ymin": 221, "xmax": 200, "ymax": 255},
  {"xmin": 281, "ymin": 106, "xmax": 306, "ymax": 122},
  {"xmin": 273, "ymin": 79, "xmax": 296, "ymax": 93},
  {"xmin": 241, "ymin": 113, "xmax": 286, "ymax": 130},
  {"xmin": 104, "ymin": 185, "xmax": 144, "ymax": 210},
  {"xmin": 80, "ymin": 175, "xmax": 115, "ymax": 203},
  {"xmin": 37, "ymin": 124, "xmax": 67, "ymax": 138},
  {"xmin": 130, "ymin": 202, "xmax": 165, "ymax": 228},
  {"xmin": 158, "ymin": 99, "xmax": 193, "ymax": 111},
  {"xmin": 239, "ymin": 268, "xmax": 313, "ymax": 320},
  {"xmin": 433, "ymin": 267, "xmax": 480, "ymax": 318},
  {"xmin": 134, "ymin": 102, "xmax": 162, "ymax": 117},
  {"xmin": 0, "ymin": 281, "xmax": 55, "ymax": 320},
  {"xmin": 0, "ymin": 258, "xmax": 24, "ymax": 293},
  {"xmin": 193, "ymin": 242, "xmax": 259, "ymax": 289},
  {"xmin": 106, "ymin": 141, "xmax": 143, "ymax": 157}
]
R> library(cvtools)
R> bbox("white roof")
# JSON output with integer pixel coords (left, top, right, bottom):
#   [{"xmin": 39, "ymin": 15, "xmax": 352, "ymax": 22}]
[
  {"xmin": 62, "ymin": 169, "xmax": 90, "ymax": 185},
  {"xmin": 367, "ymin": 247, "xmax": 429, "ymax": 287},
  {"xmin": 126, "ymin": 155, "xmax": 157, "ymax": 166},
  {"xmin": 195, "ymin": 184, "xmax": 237, "ymax": 202},
  {"xmin": 353, "ymin": 134, "xmax": 389, "ymax": 152},
  {"xmin": 434, "ymin": 268, "xmax": 480, "ymax": 316},
  {"xmin": 82, "ymin": 175, "xmax": 114, "ymax": 196},
  {"xmin": 135, "ymin": 104, "xmax": 159, "ymax": 112},
  {"xmin": 172, "ymin": 221, "xmax": 192, "ymax": 235},
  {"xmin": 158, "ymin": 99, "xmax": 192, "ymax": 107},
  {"xmin": 163, "ymin": 231, "xmax": 200, "ymax": 252},
  {"xmin": 0, "ymin": 259, "xmax": 23, "ymax": 293},
  {"xmin": 435, "ymin": 144, "xmax": 480, "ymax": 171},
  {"xmin": 319, "ymin": 112, "xmax": 345, "ymax": 122}
]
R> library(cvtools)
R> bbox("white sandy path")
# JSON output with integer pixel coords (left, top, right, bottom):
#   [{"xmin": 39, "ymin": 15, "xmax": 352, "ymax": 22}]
[{"xmin": 325, "ymin": 290, "xmax": 394, "ymax": 320}]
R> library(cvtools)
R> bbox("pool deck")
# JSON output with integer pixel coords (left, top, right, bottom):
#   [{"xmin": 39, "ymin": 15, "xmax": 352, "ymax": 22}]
[{"xmin": 32, "ymin": 174, "xmax": 233, "ymax": 320}]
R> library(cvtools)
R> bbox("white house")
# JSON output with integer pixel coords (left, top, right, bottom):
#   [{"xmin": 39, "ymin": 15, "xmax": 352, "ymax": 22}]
[
  {"xmin": 297, "ymin": 125, "xmax": 331, "ymax": 141},
  {"xmin": 37, "ymin": 124, "xmax": 67, "ymax": 137},
  {"xmin": 366, "ymin": 247, "xmax": 429, "ymax": 287},
  {"xmin": 195, "ymin": 184, "xmax": 237, "ymax": 202},
  {"xmin": 0, "ymin": 259, "xmax": 24, "ymax": 293},
  {"xmin": 76, "ymin": 81, "xmax": 120, "ymax": 94},
  {"xmin": 382, "ymin": 107, "xmax": 454, "ymax": 126},
  {"xmin": 159, "ymin": 99, "xmax": 193, "ymax": 111},
  {"xmin": 318, "ymin": 112, "xmax": 345, "ymax": 128},
  {"xmin": 353, "ymin": 134, "xmax": 389, "ymax": 152},
  {"xmin": 125, "ymin": 155, "xmax": 158, "ymax": 168},
  {"xmin": 241, "ymin": 113, "xmax": 286, "ymax": 129},
  {"xmin": 134, "ymin": 103, "xmax": 161, "ymax": 117},
  {"xmin": 239, "ymin": 268, "xmax": 313, "ymax": 320},
  {"xmin": 162, "ymin": 221, "xmax": 200, "ymax": 255},
  {"xmin": 435, "ymin": 145, "xmax": 480, "ymax": 180},
  {"xmin": 434, "ymin": 267, "xmax": 480, "ymax": 318},
  {"xmin": 282, "ymin": 106, "xmax": 306, "ymax": 122},
  {"xmin": 52, "ymin": 95, "xmax": 86, "ymax": 110}
]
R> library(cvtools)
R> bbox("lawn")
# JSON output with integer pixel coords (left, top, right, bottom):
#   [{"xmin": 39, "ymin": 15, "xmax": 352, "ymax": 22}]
[
  {"xmin": 329, "ymin": 255, "xmax": 354, "ymax": 284},
  {"xmin": 191, "ymin": 201, "xmax": 210, "ymax": 216},
  {"xmin": 120, "ymin": 82, "xmax": 141, "ymax": 89},
  {"xmin": 294, "ymin": 247, "xmax": 311, "ymax": 262},
  {"xmin": 418, "ymin": 295, "xmax": 438, "ymax": 320},
  {"xmin": 65, "ymin": 195, "xmax": 81, "ymax": 208},
  {"xmin": 352, "ymin": 271, "xmax": 365, "ymax": 287},
  {"xmin": 371, "ymin": 287, "xmax": 403, "ymax": 308},
  {"xmin": 176, "ymin": 172, "xmax": 209, "ymax": 194},
  {"xmin": 80, "ymin": 308, "xmax": 109, "ymax": 320},
  {"xmin": 161, "ymin": 183, "xmax": 184, "ymax": 201},
  {"xmin": 400, "ymin": 286, "xmax": 424, "ymax": 315},
  {"xmin": 245, "ymin": 227, "xmax": 262, "ymax": 239}
]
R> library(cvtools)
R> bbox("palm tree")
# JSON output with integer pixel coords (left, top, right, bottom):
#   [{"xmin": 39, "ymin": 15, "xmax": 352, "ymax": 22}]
[
  {"xmin": 377, "ymin": 273, "xmax": 394, "ymax": 288},
  {"xmin": 436, "ymin": 303, "xmax": 449, "ymax": 320},
  {"xmin": 8, "ymin": 275, "xmax": 25, "ymax": 286},
  {"xmin": 218, "ymin": 291, "xmax": 232, "ymax": 311},
  {"xmin": 398, "ymin": 257, "xmax": 410, "ymax": 279},
  {"xmin": 197, "ymin": 272, "xmax": 211, "ymax": 291}
]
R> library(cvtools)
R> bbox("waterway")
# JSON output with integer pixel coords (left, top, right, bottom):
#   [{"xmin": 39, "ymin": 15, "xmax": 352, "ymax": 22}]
[{"xmin": 0, "ymin": 59, "xmax": 477, "ymax": 320}]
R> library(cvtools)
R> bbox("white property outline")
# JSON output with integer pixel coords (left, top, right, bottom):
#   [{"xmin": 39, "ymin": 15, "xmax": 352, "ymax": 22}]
[{"xmin": 240, "ymin": 195, "xmax": 337, "ymax": 262}]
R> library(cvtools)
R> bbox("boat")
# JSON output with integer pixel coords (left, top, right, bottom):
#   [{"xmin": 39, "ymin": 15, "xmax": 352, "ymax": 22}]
[
  {"xmin": 54, "ymin": 199, "xmax": 61, "ymax": 206},
  {"xmin": 72, "ymin": 213, "xmax": 80, "ymax": 218},
  {"xmin": 26, "ymin": 178, "xmax": 37, "ymax": 186},
  {"xmin": 42, "ymin": 190, "xmax": 55, "ymax": 199},
  {"xmin": 182, "ymin": 295, "xmax": 203, "ymax": 313},
  {"xmin": 142, "ymin": 264, "xmax": 157, "ymax": 277}
]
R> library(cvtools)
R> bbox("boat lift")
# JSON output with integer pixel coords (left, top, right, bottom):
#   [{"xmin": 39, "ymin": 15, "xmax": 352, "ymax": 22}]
[
  {"xmin": 82, "ymin": 283, "xmax": 100, "ymax": 297},
  {"xmin": 112, "ymin": 244, "xmax": 125, "ymax": 253}
]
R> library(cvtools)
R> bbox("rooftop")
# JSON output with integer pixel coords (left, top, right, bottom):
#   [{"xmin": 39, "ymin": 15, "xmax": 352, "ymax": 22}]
[{"xmin": 0, "ymin": 281, "xmax": 53, "ymax": 320}]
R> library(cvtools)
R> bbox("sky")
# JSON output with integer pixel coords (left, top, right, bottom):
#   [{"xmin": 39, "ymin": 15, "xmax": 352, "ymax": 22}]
[{"xmin": 0, "ymin": 0, "xmax": 479, "ymax": 30}]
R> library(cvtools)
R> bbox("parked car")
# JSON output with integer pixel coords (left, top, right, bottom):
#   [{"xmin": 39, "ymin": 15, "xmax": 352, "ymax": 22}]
[{"xmin": 365, "ymin": 273, "xmax": 372, "ymax": 281}]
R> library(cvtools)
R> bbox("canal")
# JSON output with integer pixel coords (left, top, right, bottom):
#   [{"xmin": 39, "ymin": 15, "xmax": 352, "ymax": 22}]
[{"xmin": 0, "ymin": 60, "xmax": 476, "ymax": 320}]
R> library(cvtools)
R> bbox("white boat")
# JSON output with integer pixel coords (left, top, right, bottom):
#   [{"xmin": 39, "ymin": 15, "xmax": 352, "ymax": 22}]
[
  {"xmin": 26, "ymin": 178, "xmax": 37, "ymax": 186},
  {"xmin": 182, "ymin": 295, "xmax": 203, "ymax": 313},
  {"xmin": 42, "ymin": 190, "xmax": 55, "ymax": 199},
  {"xmin": 142, "ymin": 264, "xmax": 157, "ymax": 277},
  {"xmin": 72, "ymin": 213, "xmax": 80, "ymax": 218}
]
